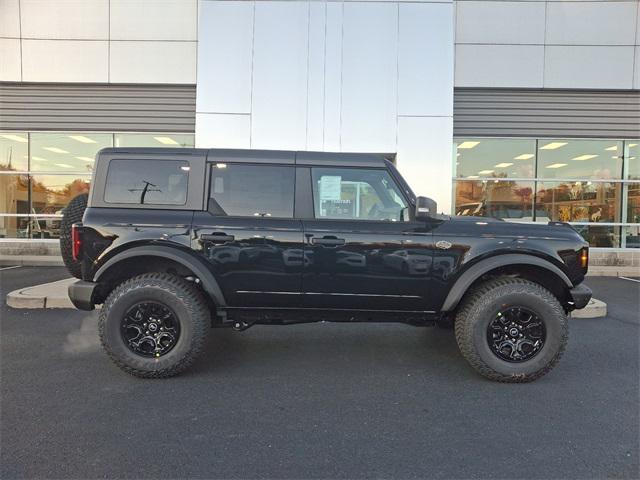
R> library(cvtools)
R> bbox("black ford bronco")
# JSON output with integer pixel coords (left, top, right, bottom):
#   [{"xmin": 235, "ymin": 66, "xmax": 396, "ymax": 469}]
[{"xmin": 63, "ymin": 148, "xmax": 592, "ymax": 381}]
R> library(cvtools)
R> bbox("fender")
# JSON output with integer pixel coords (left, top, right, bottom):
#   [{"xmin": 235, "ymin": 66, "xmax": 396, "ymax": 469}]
[
  {"xmin": 440, "ymin": 253, "xmax": 572, "ymax": 312},
  {"xmin": 94, "ymin": 245, "xmax": 226, "ymax": 306}
]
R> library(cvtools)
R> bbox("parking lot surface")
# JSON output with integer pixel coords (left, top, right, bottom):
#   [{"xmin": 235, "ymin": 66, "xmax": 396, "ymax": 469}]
[{"xmin": 1, "ymin": 267, "xmax": 639, "ymax": 479}]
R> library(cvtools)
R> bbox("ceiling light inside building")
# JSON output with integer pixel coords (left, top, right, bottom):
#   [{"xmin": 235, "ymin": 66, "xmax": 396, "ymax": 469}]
[
  {"xmin": 514, "ymin": 154, "xmax": 534, "ymax": 160},
  {"xmin": 466, "ymin": 175, "xmax": 479, "ymax": 179},
  {"xmin": 494, "ymin": 162, "xmax": 513, "ymax": 168},
  {"xmin": 540, "ymin": 142, "xmax": 568, "ymax": 150},
  {"xmin": 0, "ymin": 134, "xmax": 28, "ymax": 143},
  {"xmin": 31, "ymin": 156, "xmax": 47, "ymax": 162},
  {"xmin": 628, "ymin": 144, "xmax": 637, "ymax": 148},
  {"xmin": 44, "ymin": 147, "xmax": 69, "ymax": 154},
  {"xmin": 572, "ymin": 154, "xmax": 598, "ymax": 161},
  {"xmin": 68, "ymin": 135, "xmax": 96, "ymax": 144},
  {"xmin": 457, "ymin": 141, "xmax": 480, "ymax": 149},
  {"xmin": 605, "ymin": 146, "xmax": 617, "ymax": 151},
  {"xmin": 54, "ymin": 163, "xmax": 73, "ymax": 169},
  {"xmin": 545, "ymin": 163, "xmax": 568, "ymax": 169},
  {"xmin": 478, "ymin": 170, "xmax": 494, "ymax": 175},
  {"xmin": 75, "ymin": 156, "xmax": 94, "ymax": 162},
  {"xmin": 154, "ymin": 136, "xmax": 179, "ymax": 145}
]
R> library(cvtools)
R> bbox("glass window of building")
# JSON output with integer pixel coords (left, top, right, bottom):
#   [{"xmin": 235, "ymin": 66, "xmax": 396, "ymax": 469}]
[
  {"xmin": 455, "ymin": 139, "xmax": 536, "ymax": 179},
  {"xmin": 0, "ymin": 133, "xmax": 29, "ymax": 172},
  {"xmin": 114, "ymin": 133, "xmax": 195, "ymax": 148},
  {"xmin": 537, "ymin": 139, "xmax": 623, "ymax": 179},
  {"xmin": 454, "ymin": 179, "xmax": 535, "ymax": 220},
  {"xmin": 30, "ymin": 133, "xmax": 113, "ymax": 173},
  {"xmin": 625, "ymin": 140, "xmax": 639, "ymax": 180},
  {"xmin": 536, "ymin": 181, "xmax": 622, "ymax": 223}
]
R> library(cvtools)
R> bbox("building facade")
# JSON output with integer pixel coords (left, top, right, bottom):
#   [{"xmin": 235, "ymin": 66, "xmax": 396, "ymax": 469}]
[{"xmin": 1, "ymin": 0, "xmax": 639, "ymax": 251}]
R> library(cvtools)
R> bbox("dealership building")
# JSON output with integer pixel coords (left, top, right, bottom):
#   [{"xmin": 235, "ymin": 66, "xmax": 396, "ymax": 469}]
[{"xmin": 1, "ymin": 0, "xmax": 639, "ymax": 260}]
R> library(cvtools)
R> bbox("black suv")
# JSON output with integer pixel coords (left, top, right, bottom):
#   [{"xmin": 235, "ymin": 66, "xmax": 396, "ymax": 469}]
[{"xmin": 64, "ymin": 148, "xmax": 592, "ymax": 382}]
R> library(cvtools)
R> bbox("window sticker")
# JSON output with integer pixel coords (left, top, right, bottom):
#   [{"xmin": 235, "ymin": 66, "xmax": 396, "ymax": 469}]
[{"xmin": 319, "ymin": 176, "xmax": 342, "ymax": 201}]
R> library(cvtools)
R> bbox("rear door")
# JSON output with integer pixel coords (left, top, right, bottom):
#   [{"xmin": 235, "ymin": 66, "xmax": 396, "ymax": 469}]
[
  {"xmin": 192, "ymin": 154, "xmax": 304, "ymax": 307},
  {"xmin": 300, "ymin": 166, "xmax": 434, "ymax": 311}
]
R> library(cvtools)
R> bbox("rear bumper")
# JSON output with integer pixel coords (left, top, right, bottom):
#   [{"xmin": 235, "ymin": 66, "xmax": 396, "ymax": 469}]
[
  {"xmin": 569, "ymin": 283, "xmax": 592, "ymax": 310},
  {"xmin": 68, "ymin": 280, "xmax": 96, "ymax": 311}
]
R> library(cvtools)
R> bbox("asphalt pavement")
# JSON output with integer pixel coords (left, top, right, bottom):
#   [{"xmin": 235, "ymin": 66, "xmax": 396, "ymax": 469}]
[{"xmin": 1, "ymin": 267, "xmax": 639, "ymax": 479}]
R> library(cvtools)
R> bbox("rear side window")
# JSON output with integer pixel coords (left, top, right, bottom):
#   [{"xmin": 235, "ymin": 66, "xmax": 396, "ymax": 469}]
[
  {"xmin": 104, "ymin": 159, "xmax": 189, "ymax": 205},
  {"xmin": 208, "ymin": 163, "xmax": 295, "ymax": 217}
]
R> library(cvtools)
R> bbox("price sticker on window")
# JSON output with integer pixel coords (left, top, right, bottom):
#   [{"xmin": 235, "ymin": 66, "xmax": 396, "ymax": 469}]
[{"xmin": 319, "ymin": 176, "xmax": 342, "ymax": 201}]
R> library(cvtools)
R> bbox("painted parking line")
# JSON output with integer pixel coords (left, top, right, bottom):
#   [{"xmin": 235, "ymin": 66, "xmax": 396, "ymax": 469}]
[
  {"xmin": 619, "ymin": 276, "xmax": 640, "ymax": 283},
  {"xmin": 0, "ymin": 266, "xmax": 21, "ymax": 271}
]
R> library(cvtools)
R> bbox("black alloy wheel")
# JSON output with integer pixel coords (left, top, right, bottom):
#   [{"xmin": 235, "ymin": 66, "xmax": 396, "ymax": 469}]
[
  {"xmin": 486, "ymin": 306, "xmax": 546, "ymax": 362},
  {"xmin": 121, "ymin": 301, "xmax": 181, "ymax": 358}
]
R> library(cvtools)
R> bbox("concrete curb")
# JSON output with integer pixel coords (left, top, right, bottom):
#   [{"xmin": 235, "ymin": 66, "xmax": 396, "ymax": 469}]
[
  {"xmin": 6, "ymin": 277, "xmax": 609, "ymax": 318},
  {"xmin": 6, "ymin": 278, "xmax": 76, "ymax": 309},
  {"xmin": 0, "ymin": 255, "xmax": 64, "ymax": 267}
]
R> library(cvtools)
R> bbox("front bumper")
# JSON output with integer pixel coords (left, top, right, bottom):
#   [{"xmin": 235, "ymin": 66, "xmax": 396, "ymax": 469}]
[
  {"xmin": 569, "ymin": 283, "xmax": 592, "ymax": 310},
  {"xmin": 68, "ymin": 280, "xmax": 97, "ymax": 311}
]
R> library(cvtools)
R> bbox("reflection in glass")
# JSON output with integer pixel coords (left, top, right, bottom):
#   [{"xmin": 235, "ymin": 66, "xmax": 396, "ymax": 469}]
[
  {"xmin": 30, "ymin": 133, "xmax": 112, "ymax": 172},
  {"xmin": 573, "ymin": 225, "xmax": 620, "ymax": 248},
  {"xmin": 31, "ymin": 175, "xmax": 90, "ymax": 216},
  {"xmin": 625, "ymin": 182, "xmax": 640, "ymax": 223},
  {"xmin": 623, "ymin": 226, "xmax": 640, "ymax": 248},
  {"xmin": 536, "ymin": 181, "xmax": 622, "ymax": 223},
  {"xmin": 114, "ymin": 133, "xmax": 195, "ymax": 148},
  {"xmin": 537, "ymin": 139, "xmax": 623, "ymax": 179},
  {"xmin": 625, "ymin": 140, "xmax": 639, "ymax": 180},
  {"xmin": 0, "ymin": 132, "xmax": 29, "ymax": 171},
  {"xmin": 0, "ymin": 175, "xmax": 29, "ymax": 238},
  {"xmin": 455, "ymin": 139, "xmax": 536, "ymax": 179},
  {"xmin": 454, "ymin": 180, "xmax": 535, "ymax": 220}
]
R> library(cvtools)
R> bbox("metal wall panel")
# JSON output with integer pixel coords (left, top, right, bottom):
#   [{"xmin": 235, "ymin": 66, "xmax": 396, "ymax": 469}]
[
  {"xmin": 0, "ymin": 82, "xmax": 196, "ymax": 132},
  {"xmin": 453, "ymin": 88, "xmax": 640, "ymax": 139}
]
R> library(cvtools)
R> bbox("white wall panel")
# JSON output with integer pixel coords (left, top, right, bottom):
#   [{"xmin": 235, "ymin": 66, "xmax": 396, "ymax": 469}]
[
  {"xmin": 455, "ymin": 44, "xmax": 544, "ymax": 88},
  {"xmin": 22, "ymin": 40, "xmax": 108, "ymax": 82},
  {"xmin": 306, "ymin": 2, "xmax": 327, "ymax": 151},
  {"xmin": 0, "ymin": 0, "xmax": 20, "ymax": 37},
  {"xmin": 196, "ymin": 113, "xmax": 251, "ymax": 148},
  {"xmin": 340, "ymin": 2, "xmax": 398, "ymax": 152},
  {"xmin": 399, "ymin": 3, "xmax": 453, "ymax": 117},
  {"xmin": 110, "ymin": 0, "xmax": 197, "ymax": 41},
  {"xmin": 546, "ymin": 2, "xmax": 637, "ymax": 46},
  {"xmin": 397, "ymin": 116, "xmax": 453, "ymax": 214},
  {"xmin": 456, "ymin": 1, "xmax": 545, "ymax": 45},
  {"xmin": 196, "ymin": 1, "xmax": 254, "ymax": 114},
  {"xmin": 110, "ymin": 41, "xmax": 196, "ymax": 84},
  {"xmin": 250, "ymin": 1, "xmax": 309, "ymax": 150},
  {"xmin": 323, "ymin": 2, "xmax": 343, "ymax": 151},
  {"xmin": 634, "ymin": 47, "xmax": 640, "ymax": 90},
  {"xmin": 0, "ymin": 39, "xmax": 21, "ymax": 81},
  {"xmin": 20, "ymin": 0, "xmax": 108, "ymax": 40},
  {"xmin": 544, "ymin": 46, "xmax": 634, "ymax": 89}
]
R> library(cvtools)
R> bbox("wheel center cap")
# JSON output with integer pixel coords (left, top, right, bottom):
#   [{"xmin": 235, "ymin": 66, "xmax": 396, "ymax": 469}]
[
  {"xmin": 509, "ymin": 327, "xmax": 519, "ymax": 337},
  {"xmin": 148, "ymin": 323, "xmax": 158, "ymax": 332}
]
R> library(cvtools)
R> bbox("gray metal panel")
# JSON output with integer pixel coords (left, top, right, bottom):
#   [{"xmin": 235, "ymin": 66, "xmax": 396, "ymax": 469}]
[
  {"xmin": 453, "ymin": 88, "xmax": 640, "ymax": 139},
  {"xmin": 0, "ymin": 82, "xmax": 196, "ymax": 132}
]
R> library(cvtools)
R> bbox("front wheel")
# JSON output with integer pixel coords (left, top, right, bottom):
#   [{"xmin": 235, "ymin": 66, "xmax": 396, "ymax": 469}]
[
  {"xmin": 99, "ymin": 273, "xmax": 210, "ymax": 378},
  {"xmin": 454, "ymin": 277, "xmax": 568, "ymax": 383}
]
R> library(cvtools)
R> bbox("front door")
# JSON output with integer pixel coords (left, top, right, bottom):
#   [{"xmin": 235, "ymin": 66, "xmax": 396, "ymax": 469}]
[
  {"xmin": 193, "ymin": 161, "xmax": 303, "ymax": 307},
  {"xmin": 302, "ymin": 167, "xmax": 434, "ymax": 311}
]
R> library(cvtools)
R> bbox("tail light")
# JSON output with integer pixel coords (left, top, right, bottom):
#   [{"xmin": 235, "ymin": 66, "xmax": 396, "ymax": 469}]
[
  {"xmin": 579, "ymin": 247, "xmax": 589, "ymax": 269},
  {"xmin": 71, "ymin": 224, "xmax": 82, "ymax": 261}
]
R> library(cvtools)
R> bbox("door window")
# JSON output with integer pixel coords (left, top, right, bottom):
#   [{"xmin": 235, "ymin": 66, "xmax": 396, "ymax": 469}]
[
  {"xmin": 208, "ymin": 163, "xmax": 295, "ymax": 218},
  {"xmin": 311, "ymin": 168, "xmax": 408, "ymax": 221}
]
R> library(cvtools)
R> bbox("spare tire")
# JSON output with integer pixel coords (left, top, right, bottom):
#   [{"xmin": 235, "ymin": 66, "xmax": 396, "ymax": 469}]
[{"xmin": 60, "ymin": 193, "xmax": 88, "ymax": 279}]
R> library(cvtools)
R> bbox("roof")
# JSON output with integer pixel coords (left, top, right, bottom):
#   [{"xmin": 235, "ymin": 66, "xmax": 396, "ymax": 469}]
[{"xmin": 97, "ymin": 147, "xmax": 396, "ymax": 167}]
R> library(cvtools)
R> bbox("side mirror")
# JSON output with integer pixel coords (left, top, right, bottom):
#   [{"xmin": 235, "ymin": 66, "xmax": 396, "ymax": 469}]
[{"xmin": 415, "ymin": 196, "xmax": 437, "ymax": 220}]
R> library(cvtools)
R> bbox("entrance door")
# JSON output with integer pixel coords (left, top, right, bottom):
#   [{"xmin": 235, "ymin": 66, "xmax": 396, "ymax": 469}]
[
  {"xmin": 301, "ymin": 166, "xmax": 434, "ymax": 311},
  {"xmin": 193, "ymin": 161, "xmax": 304, "ymax": 307}
]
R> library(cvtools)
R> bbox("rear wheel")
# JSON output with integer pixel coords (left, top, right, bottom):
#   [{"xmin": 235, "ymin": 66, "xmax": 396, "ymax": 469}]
[
  {"xmin": 454, "ymin": 277, "xmax": 568, "ymax": 383},
  {"xmin": 99, "ymin": 273, "xmax": 209, "ymax": 378},
  {"xmin": 60, "ymin": 193, "xmax": 88, "ymax": 279}
]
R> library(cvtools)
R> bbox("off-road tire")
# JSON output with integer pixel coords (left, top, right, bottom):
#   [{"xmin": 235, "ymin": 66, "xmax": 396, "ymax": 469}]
[
  {"xmin": 99, "ymin": 273, "xmax": 210, "ymax": 378},
  {"xmin": 60, "ymin": 193, "xmax": 88, "ymax": 279},
  {"xmin": 454, "ymin": 277, "xmax": 568, "ymax": 383}
]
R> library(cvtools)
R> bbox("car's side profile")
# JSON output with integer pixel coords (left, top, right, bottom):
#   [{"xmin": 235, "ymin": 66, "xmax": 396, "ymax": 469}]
[{"xmin": 64, "ymin": 147, "xmax": 592, "ymax": 382}]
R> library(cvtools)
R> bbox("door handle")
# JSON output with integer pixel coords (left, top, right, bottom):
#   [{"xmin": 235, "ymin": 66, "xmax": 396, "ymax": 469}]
[
  {"xmin": 311, "ymin": 236, "xmax": 345, "ymax": 246},
  {"xmin": 200, "ymin": 232, "xmax": 235, "ymax": 243}
]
